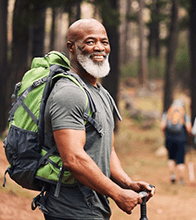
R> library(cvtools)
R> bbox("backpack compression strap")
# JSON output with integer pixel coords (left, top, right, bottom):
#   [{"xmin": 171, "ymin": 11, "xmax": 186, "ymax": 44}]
[
  {"xmin": 8, "ymin": 65, "xmax": 62, "ymax": 124},
  {"xmin": 8, "ymin": 77, "xmax": 49, "ymax": 124}
]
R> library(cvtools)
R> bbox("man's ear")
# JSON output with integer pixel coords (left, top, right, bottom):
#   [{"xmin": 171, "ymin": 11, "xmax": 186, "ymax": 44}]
[{"xmin": 67, "ymin": 41, "xmax": 75, "ymax": 53}]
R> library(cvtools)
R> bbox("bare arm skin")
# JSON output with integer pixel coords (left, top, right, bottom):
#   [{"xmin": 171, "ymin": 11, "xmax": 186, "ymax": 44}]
[
  {"xmin": 185, "ymin": 121, "xmax": 192, "ymax": 145},
  {"xmin": 53, "ymin": 129, "xmax": 148, "ymax": 214},
  {"xmin": 160, "ymin": 120, "xmax": 167, "ymax": 133}
]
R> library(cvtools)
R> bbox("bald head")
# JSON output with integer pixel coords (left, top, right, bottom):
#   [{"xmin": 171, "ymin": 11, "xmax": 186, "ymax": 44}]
[{"xmin": 67, "ymin": 18, "xmax": 107, "ymax": 43}]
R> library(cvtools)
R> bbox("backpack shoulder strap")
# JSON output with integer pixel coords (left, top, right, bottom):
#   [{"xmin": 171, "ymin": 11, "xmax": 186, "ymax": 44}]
[
  {"xmin": 98, "ymin": 83, "xmax": 122, "ymax": 121},
  {"xmin": 63, "ymin": 70, "xmax": 104, "ymax": 136}
]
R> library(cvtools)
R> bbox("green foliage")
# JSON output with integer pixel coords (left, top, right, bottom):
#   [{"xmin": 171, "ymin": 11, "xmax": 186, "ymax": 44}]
[
  {"xmin": 121, "ymin": 61, "xmax": 139, "ymax": 79},
  {"xmin": 100, "ymin": 4, "xmax": 120, "ymax": 28},
  {"xmin": 121, "ymin": 57, "xmax": 165, "ymax": 80},
  {"xmin": 126, "ymin": 12, "xmax": 137, "ymax": 22},
  {"xmin": 148, "ymin": 56, "xmax": 165, "ymax": 79},
  {"xmin": 180, "ymin": 0, "xmax": 190, "ymax": 11},
  {"xmin": 175, "ymin": 40, "xmax": 190, "ymax": 89},
  {"xmin": 89, "ymin": 0, "xmax": 121, "ymax": 29},
  {"xmin": 179, "ymin": 15, "xmax": 189, "ymax": 31}
]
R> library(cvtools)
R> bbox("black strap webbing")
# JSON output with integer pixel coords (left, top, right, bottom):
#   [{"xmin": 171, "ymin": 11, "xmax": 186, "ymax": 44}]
[
  {"xmin": 38, "ymin": 145, "xmax": 57, "ymax": 168},
  {"xmin": 9, "ymin": 77, "xmax": 48, "ymax": 122},
  {"xmin": 54, "ymin": 167, "xmax": 65, "ymax": 197},
  {"xmin": 99, "ymin": 84, "xmax": 122, "ymax": 121},
  {"xmin": 21, "ymin": 102, "xmax": 38, "ymax": 124},
  {"xmin": 65, "ymin": 71, "xmax": 105, "ymax": 136}
]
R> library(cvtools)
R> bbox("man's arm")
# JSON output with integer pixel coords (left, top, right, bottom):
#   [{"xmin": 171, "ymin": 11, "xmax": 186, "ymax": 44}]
[
  {"xmin": 54, "ymin": 128, "xmax": 144, "ymax": 214},
  {"xmin": 110, "ymin": 133, "xmax": 155, "ymax": 200},
  {"xmin": 185, "ymin": 121, "xmax": 192, "ymax": 145}
]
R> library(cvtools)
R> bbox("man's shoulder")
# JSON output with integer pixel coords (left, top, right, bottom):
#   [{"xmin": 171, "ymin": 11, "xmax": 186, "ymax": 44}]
[
  {"xmin": 53, "ymin": 77, "xmax": 86, "ymax": 94},
  {"xmin": 49, "ymin": 77, "xmax": 87, "ymax": 107}
]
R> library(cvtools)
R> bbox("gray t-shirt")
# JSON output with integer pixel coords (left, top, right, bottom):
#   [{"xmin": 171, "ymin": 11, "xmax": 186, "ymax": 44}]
[{"xmin": 44, "ymin": 76, "xmax": 115, "ymax": 219}]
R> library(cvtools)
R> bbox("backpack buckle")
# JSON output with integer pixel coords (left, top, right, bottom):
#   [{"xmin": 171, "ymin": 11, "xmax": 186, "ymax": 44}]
[
  {"xmin": 11, "ymin": 82, "xmax": 22, "ymax": 99},
  {"xmin": 33, "ymin": 77, "xmax": 48, "ymax": 88}
]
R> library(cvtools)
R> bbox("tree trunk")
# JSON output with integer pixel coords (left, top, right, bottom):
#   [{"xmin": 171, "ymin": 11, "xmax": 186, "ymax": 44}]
[
  {"xmin": 50, "ymin": 7, "xmax": 56, "ymax": 51},
  {"xmin": 0, "ymin": 0, "xmax": 8, "ymax": 133},
  {"xmin": 124, "ymin": 0, "xmax": 133, "ymax": 65},
  {"xmin": 155, "ymin": 0, "xmax": 161, "ymax": 57},
  {"xmin": 119, "ymin": 0, "xmax": 133, "ymax": 67},
  {"xmin": 163, "ymin": 0, "xmax": 179, "ymax": 112},
  {"xmin": 148, "ymin": 0, "xmax": 161, "ymax": 58},
  {"xmin": 10, "ymin": 0, "xmax": 30, "ymax": 84},
  {"xmin": 101, "ymin": 0, "xmax": 121, "ymax": 130},
  {"xmin": 138, "ymin": 0, "xmax": 148, "ymax": 87},
  {"xmin": 31, "ymin": 4, "xmax": 46, "ymax": 57},
  {"xmin": 68, "ymin": 2, "xmax": 81, "ymax": 25},
  {"xmin": 190, "ymin": 0, "xmax": 196, "ymax": 124}
]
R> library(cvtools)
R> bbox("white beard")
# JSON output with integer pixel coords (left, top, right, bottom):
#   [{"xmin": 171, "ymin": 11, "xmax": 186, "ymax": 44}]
[{"xmin": 76, "ymin": 47, "xmax": 110, "ymax": 78}]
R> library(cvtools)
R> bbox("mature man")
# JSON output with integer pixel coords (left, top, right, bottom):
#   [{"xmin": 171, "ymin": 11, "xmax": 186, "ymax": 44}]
[{"xmin": 43, "ymin": 18, "xmax": 155, "ymax": 220}]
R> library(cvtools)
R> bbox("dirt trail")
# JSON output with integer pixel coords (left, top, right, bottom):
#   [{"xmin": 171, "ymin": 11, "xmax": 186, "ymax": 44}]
[{"xmin": 1, "ymin": 140, "xmax": 196, "ymax": 220}]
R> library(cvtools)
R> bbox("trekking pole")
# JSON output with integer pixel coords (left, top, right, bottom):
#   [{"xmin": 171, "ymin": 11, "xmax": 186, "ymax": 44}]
[{"xmin": 139, "ymin": 191, "xmax": 148, "ymax": 220}]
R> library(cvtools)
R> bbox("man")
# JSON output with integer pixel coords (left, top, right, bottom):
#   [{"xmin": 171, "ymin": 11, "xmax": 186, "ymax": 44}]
[
  {"xmin": 43, "ymin": 18, "xmax": 155, "ymax": 220},
  {"xmin": 161, "ymin": 99, "xmax": 192, "ymax": 185}
]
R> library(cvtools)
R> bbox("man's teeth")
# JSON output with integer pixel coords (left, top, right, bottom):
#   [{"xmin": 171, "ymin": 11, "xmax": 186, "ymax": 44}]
[{"xmin": 94, "ymin": 56, "xmax": 103, "ymax": 59}]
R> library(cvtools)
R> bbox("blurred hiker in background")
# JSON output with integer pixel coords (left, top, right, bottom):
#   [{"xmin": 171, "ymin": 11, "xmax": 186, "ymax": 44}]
[
  {"xmin": 161, "ymin": 99, "xmax": 192, "ymax": 185},
  {"xmin": 192, "ymin": 117, "xmax": 196, "ymax": 143}
]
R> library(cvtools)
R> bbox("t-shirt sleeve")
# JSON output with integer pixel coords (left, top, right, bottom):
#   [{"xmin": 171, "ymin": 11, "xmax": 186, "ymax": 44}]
[{"xmin": 49, "ymin": 82, "xmax": 87, "ymax": 131}]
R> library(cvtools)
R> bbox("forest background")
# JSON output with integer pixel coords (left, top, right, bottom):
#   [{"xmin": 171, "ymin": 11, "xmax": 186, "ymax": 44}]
[
  {"xmin": 1, "ymin": 0, "xmax": 196, "ymax": 133},
  {"xmin": 1, "ymin": 0, "xmax": 196, "ymax": 219}
]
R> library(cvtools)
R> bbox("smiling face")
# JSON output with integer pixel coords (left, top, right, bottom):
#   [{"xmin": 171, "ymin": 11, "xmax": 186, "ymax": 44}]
[{"xmin": 67, "ymin": 19, "xmax": 111, "ymax": 78}]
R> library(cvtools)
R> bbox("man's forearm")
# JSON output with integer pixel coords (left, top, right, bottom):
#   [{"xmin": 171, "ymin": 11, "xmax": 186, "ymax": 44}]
[
  {"xmin": 110, "ymin": 146, "xmax": 133, "ymax": 189},
  {"xmin": 64, "ymin": 149, "xmax": 123, "ymax": 201}
]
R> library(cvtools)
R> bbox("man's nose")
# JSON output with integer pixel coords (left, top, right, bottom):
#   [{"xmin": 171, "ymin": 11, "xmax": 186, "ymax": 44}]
[{"xmin": 94, "ymin": 42, "xmax": 105, "ymax": 51}]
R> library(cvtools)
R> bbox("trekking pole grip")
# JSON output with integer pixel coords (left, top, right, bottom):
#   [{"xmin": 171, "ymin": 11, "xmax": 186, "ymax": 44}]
[{"xmin": 139, "ymin": 191, "xmax": 148, "ymax": 220}]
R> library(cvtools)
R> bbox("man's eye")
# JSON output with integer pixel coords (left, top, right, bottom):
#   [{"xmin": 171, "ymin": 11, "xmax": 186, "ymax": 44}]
[
  {"xmin": 86, "ymin": 41, "xmax": 94, "ymax": 45},
  {"xmin": 102, "ymin": 41, "xmax": 109, "ymax": 46}
]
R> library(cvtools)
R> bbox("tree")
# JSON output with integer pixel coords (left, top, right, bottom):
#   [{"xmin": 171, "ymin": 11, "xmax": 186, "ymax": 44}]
[
  {"xmin": 119, "ymin": 0, "xmax": 134, "ymax": 66},
  {"xmin": 31, "ymin": 3, "xmax": 46, "ymax": 57},
  {"xmin": 9, "ymin": 0, "xmax": 31, "ymax": 98},
  {"xmin": 138, "ymin": 0, "xmax": 148, "ymax": 87},
  {"xmin": 68, "ymin": 1, "xmax": 81, "ymax": 25},
  {"xmin": 163, "ymin": 0, "xmax": 179, "ymax": 112},
  {"xmin": 124, "ymin": 0, "xmax": 133, "ymax": 64},
  {"xmin": 147, "ymin": 0, "xmax": 161, "ymax": 58},
  {"xmin": 190, "ymin": 0, "xmax": 196, "ymax": 124},
  {"xmin": 99, "ymin": 0, "xmax": 121, "ymax": 129},
  {"xmin": 0, "ymin": 0, "xmax": 8, "ymax": 133}
]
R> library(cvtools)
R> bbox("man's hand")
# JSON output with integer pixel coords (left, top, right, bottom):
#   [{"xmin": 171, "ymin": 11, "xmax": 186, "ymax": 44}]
[
  {"xmin": 113, "ymin": 181, "xmax": 155, "ymax": 214},
  {"xmin": 113, "ymin": 188, "xmax": 143, "ymax": 214},
  {"xmin": 129, "ymin": 181, "xmax": 155, "ymax": 201}
]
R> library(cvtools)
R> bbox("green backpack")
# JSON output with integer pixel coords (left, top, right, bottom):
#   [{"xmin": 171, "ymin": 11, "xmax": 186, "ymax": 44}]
[{"xmin": 3, "ymin": 51, "xmax": 103, "ymax": 202}]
